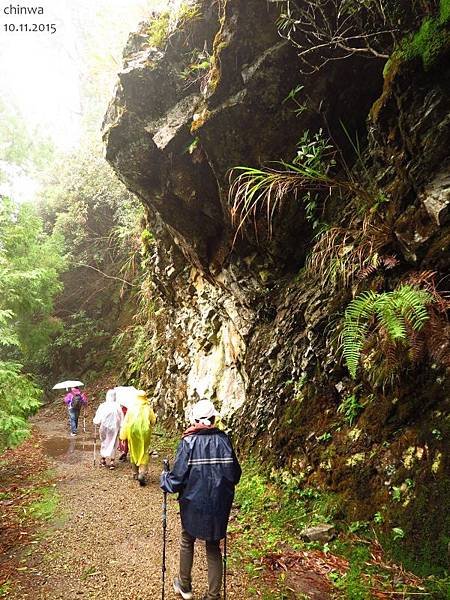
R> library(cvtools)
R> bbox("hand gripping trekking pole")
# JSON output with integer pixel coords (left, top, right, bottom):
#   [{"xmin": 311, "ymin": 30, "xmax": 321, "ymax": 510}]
[{"xmin": 162, "ymin": 459, "xmax": 170, "ymax": 600}]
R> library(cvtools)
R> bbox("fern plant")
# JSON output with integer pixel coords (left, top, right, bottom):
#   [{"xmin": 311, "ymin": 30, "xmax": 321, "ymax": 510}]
[
  {"xmin": 342, "ymin": 284, "xmax": 432, "ymax": 378},
  {"xmin": 337, "ymin": 393, "xmax": 362, "ymax": 425}
]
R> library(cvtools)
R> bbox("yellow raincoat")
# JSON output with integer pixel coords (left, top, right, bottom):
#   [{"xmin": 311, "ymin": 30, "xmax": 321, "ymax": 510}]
[{"xmin": 119, "ymin": 391, "xmax": 156, "ymax": 466}]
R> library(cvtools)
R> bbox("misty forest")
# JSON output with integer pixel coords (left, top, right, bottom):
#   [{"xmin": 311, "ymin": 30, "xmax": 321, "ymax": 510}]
[{"xmin": 0, "ymin": 0, "xmax": 449, "ymax": 598}]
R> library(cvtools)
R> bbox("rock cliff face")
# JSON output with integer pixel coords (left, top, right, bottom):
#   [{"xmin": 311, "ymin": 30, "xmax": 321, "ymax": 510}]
[{"xmin": 103, "ymin": 0, "xmax": 449, "ymax": 565}]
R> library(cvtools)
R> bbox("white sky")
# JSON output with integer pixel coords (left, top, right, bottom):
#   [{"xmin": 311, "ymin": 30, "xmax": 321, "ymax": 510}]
[{"xmin": 0, "ymin": 0, "xmax": 166, "ymax": 150}]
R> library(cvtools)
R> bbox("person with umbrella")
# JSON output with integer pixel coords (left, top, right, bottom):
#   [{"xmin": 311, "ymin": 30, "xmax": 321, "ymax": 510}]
[{"xmin": 64, "ymin": 385, "xmax": 88, "ymax": 436}]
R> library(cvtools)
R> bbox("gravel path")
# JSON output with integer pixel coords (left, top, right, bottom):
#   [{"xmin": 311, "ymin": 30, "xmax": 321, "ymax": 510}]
[{"xmin": 12, "ymin": 406, "xmax": 248, "ymax": 600}]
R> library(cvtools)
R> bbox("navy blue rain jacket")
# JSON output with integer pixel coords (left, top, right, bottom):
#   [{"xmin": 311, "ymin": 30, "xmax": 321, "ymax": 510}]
[{"xmin": 160, "ymin": 428, "xmax": 241, "ymax": 541}]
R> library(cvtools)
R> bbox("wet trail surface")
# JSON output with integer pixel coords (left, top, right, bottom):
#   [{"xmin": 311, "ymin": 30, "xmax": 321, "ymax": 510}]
[{"xmin": 11, "ymin": 406, "xmax": 248, "ymax": 600}]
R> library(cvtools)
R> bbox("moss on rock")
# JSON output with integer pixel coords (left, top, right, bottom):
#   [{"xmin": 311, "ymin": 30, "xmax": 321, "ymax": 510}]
[{"xmin": 390, "ymin": 0, "xmax": 450, "ymax": 72}]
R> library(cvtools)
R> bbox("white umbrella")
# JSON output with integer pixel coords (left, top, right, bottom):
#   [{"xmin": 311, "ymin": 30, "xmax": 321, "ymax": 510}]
[
  {"xmin": 114, "ymin": 386, "xmax": 137, "ymax": 408},
  {"xmin": 52, "ymin": 380, "xmax": 84, "ymax": 390}
]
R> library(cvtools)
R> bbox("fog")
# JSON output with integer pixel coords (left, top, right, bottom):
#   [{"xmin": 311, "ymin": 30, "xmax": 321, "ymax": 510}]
[{"xmin": 0, "ymin": 0, "xmax": 163, "ymax": 149}]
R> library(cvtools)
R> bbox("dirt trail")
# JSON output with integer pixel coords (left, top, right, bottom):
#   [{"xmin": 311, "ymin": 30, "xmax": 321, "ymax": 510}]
[{"xmin": 10, "ymin": 405, "xmax": 247, "ymax": 600}]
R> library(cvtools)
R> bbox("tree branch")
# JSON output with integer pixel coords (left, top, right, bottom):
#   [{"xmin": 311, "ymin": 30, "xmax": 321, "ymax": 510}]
[{"xmin": 77, "ymin": 263, "xmax": 138, "ymax": 287}]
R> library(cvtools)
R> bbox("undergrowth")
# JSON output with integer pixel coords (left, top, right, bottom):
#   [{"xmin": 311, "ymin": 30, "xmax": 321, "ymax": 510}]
[
  {"xmin": 28, "ymin": 485, "xmax": 59, "ymax": 521},
  {"xmin": 147, "ymin": 2, "xmax": 202, "ymax": 49},
  {"xmin": 232, "ymin": 460, "xmax": 449, "ymax": 598},
  {"xmin": 147, "ymin": 11, "xmax": 171, "ymax": 48}
]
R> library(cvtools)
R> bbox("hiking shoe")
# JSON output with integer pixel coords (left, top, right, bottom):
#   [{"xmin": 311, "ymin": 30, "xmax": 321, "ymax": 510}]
[
  {"xmin": 173, "ymin": 577, "xmax": 192, "ymax": 600},
  {"xmin": 138, "ymin": 475, "xmax": 146, "ymax": 487},
  {"xmin": 118, "ymin": 453, "xmax": 127, "ymax": 462}
]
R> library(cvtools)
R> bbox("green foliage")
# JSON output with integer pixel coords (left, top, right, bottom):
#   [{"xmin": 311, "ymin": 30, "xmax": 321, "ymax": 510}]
[
  {"xmin": 392, "ymin": 526, "xmax": 405, "ymax": 540},
  {"xmin": 292, "ymin": 129, "xmax": 335, "ymax": 171},
  {"xmin": 29, "ymin": 485, "xmax": 58, "ymax": 520},
  {"xmin": 147, "ymin": 10, "xmax": 170, "ymax": 47},
  {"xmin": 112, "ymin": 286, "xmax": 160, "ymax": 385},
  {"xmin": 0, "ymin": 581, "xmax": 11, "ymax": 597},
  {"xmin": 0, "ymin": 360, "xmax": 41, "ymax": 449},
  {"xmin": 0, "ymin": 200, "xmax": 65, "ymax": 361},
  {"xmin": 394, "ymin": 0, "xmax": 450, "ymax": 70},
  {"xmin": 44, "ymin": 311, "xmax": 108, "ymax": 376},
  {"xmin": 229, "ymin": 130, "xmax": 339, "ymax": 241},
  {"xmin": 337, "ymin": 394, "xmax": 363, "ymax": 425},
  {"xmin": 423, "ymin": 575, "xmax": 450, "ymax": 600},
  {"xmin": 49, "ymin": 311, "xmax": 105, "ymax": 351},
  {"xmin": 231, "ymin": 461, "xmax": 340, "ymax": 597},
  {"xmin": 441, "ymin": 0, "xmax": 450, "ymax": 21},
  {"xmin": 180, "ymin": 54, "xmax": 212, "ymax": 84},
  {"xmin": 373, "ymin": 511, "xmax": 384, "ymax": 524},
  {"xmin": 234, "ymin": 461, "xmax": 337, "ymax": 549},
  {"xmin": 348, "ymin": 520, "xmax": 370, "ymax": 534},
  {"xmin": 283, "ymin": 84, "xmax": 308, "ymax": 117},
  {"xmin": 113, "ymin": 324, "xmax": 151, "ymax": 384},
  {"xmin": 333, "ymin": 546, "xmax": 372, "ymax": 600},
  {"xmin": 342, "ymin": 284, "xmax": 432, "ymax": 378},
  {"xmin": 184, "ymin": 137, "xmax": 200, "ymax": 155},
  {"xmin": 38, "ymin": 147, "xmax": 143, "ymax": 378},
  {"xmin": 40, "ymin": 149, "xmax": 141, "ymax": 268},
  {"xmin": 148, "ymin": 3, "xmax": 201, "ymax": 49},
  {"xmin": 0, "ymin": 199, "xmax": 64, "ymax": 449},
  {"xmin": 176, "ymin": 2, "xmax": 202, "ymax": 24}
]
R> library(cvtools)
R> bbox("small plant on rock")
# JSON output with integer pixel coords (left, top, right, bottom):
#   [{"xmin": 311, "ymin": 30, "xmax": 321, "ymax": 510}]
[
  {"xmin": 229, "ymin": 130, "xmax": 345, "ymax": 243},
  {"xmin": 337, "ymin": 393, "xmax": 362, "ymax": 425},
  {"xmin": 147, "ymin": 11, "xmax": 170, "ymax": 48}
]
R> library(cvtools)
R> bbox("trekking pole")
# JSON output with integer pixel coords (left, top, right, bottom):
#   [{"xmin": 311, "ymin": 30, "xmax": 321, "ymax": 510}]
[
  {"xmin": 83, "ymin": 406, "xmax": 86, "ymax": 434},
  {"xmin": 223, "ymin": 533, "xmax": 227, "ymax": 600},
  {"xmin": 93, "ymin": 425, "xmax": 97, "ymax": 466},
  {"xmin": 162, "ymin": 459, "xmax": 170, "ymax": 600}
]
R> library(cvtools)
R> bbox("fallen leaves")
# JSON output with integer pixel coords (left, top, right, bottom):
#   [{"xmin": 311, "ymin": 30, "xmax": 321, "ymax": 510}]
[{"xmin": 0, "ymin": 429, "xmax": 53, "ymax": 589}]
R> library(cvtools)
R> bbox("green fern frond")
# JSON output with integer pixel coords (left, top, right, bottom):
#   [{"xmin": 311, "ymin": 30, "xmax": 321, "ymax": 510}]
[
  {"xmin": 342, "ymin": 284, "xmax": 433, "ymax": 379},
  {"xmin": 392, "ymin": 285, "xmax": 431, "ymax": 330},
  {"xmin": 342, "ymin": 290, "xmax": 377, "ymax": 378},
  {"xmin": 375, "ymin": 299, "xmax": 407, "ymax": 340}
]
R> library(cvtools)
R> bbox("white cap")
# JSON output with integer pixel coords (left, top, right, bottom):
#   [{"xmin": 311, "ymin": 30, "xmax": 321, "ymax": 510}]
[{"xmin": 191, "ymin": 399, "xmax": 218, "ymax": 425}]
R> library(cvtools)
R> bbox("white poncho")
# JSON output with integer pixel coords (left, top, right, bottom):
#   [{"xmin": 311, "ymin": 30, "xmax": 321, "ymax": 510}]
[{"xmin": 93, "ymin": 390, "xmax": 123, "ymax": 459}]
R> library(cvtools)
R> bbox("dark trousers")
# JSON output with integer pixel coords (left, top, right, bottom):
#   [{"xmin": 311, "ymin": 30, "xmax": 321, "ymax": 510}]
[{"xmin": 179, "ymin": 529, "xmax": 222, "ymax": 599}]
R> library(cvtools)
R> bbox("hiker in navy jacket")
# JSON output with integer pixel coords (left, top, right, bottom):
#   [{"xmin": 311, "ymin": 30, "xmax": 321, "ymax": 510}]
[{"xmin": 160, "ymin": 399, "xmax": 241, "ymax": 600}]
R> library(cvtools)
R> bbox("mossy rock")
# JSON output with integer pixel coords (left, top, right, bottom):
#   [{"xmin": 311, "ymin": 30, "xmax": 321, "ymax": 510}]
[{"xmin": 387, "ymin": 1, "xmax": 450, "ymax": 73}]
